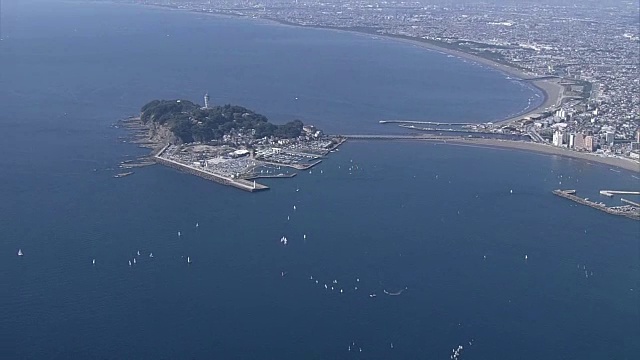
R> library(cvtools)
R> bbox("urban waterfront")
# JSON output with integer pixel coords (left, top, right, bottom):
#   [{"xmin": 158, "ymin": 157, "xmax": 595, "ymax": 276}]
[{"xmin": 0, "ymin": 1, "xmax": 638, "ymax": 359}]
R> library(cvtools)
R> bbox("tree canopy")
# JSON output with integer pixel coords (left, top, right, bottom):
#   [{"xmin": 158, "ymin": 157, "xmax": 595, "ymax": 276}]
[{"xmin": 140, "ymin": 100, "xmax": 304, "ymax": 143}]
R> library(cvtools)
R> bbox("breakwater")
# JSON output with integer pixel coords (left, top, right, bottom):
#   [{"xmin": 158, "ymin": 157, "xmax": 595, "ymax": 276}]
[{"xmin": 553, "ymin": 189, "xmax": 640, "ymax": 221}]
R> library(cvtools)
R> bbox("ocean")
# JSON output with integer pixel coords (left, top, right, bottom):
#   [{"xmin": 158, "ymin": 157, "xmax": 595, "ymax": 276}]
[{"xmin": 0, "ymin": 1, "xmax": 638, "ymax": 359}]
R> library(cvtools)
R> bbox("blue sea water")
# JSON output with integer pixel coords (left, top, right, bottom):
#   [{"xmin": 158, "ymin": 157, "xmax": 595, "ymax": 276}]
[{"xmin": 0, "ymin": 1, "xmax": 638, "ymax": 359}]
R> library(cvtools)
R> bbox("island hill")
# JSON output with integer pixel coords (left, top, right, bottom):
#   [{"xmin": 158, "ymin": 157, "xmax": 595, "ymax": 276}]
[
  {"xmin": 122, "ymin": 99, "xmax": 346, "ymax": 192},
  {"xmin": 140, "ymin": 99, "xmax": 307, "ymax": 144}
]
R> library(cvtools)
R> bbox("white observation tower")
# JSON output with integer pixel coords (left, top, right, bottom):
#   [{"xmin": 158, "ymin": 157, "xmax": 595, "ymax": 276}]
[{"xmin": 204, "ymin": 92, "xmax": 210, "ymax": 109}]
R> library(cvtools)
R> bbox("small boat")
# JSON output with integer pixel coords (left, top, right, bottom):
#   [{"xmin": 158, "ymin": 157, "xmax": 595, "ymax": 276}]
[
  {"xmin": 195, "ymin": 222, "xmax": 199, "ymax": 228},
  {"xmin": 303, "ymin": 234, "xmax": 306, "ymax": 240},
  {"xmin": 178, "ymin": 231, "xmax": 181, "ymax": 237},
  {"xmin": 369, "ymin": 293, "xmax": 377, "ymax": 298},
  {"xmin": 149, "ymin": 253, "xmax": 154, "ymax": 258},
  {"xmin": 137, "ymin": 250, "xmax": 140, "ymax": 256},
  {"xmin": 287, "ymin": 216, "xmax": 290, "ymax": 221},
  {"xmin": 92, "ymin": 259, "xmax": 96, "ymax": 265},
  {"xmin": 293, "ymin": 205, "xmax": 296, "ymax": 210},
  {"xmin": 133, "ymin": 258, "xmax": 136, "ymax": 264},
  {"xmin": 524, "ymin": 255, "xmax": 528, "ymax": 260},
  {"xmin": 187, "ymin": 256, "xmax": 192, "ymax": 264},
  {"xmin": 17, "ymin": 249, "xmax": 23, "ymax": 256},
  {"xmin": 128, "ymin": 260, "xmax": 132, "ymax": 266}
]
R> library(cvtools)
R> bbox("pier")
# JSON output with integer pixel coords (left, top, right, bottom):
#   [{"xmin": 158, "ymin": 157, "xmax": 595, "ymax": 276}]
[
  {"xmin": 553, "ymin": 189, "xmax": 639, "ymax": 221},
  {"xmin": 622, "ymin": 198, "xmax": 640, "ymax": 207},
  {"xmin": 599, "ymin": 190, "xmax": 640, "ymax": 197},
  {"xmin": 246, "ymin": 173, "xmax": 297, "ymax": 180}
]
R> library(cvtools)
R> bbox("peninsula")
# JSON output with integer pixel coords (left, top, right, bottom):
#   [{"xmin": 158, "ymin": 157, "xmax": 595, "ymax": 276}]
[{"xmin": 121, "ymin": 98, "xmax": 345, "ymax": 192}]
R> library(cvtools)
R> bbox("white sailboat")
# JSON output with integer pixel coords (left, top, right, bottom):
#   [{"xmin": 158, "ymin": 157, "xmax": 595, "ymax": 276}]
[
  {"xmin": 133, "ymin": 258, "xmax": 137, "ymax": 264},
  {"xmin": 178, "ymin": 231, "xmax": 181, "ymax": 237},
  {"xmin": 187, "ymin": 256, "xmax": 192, "ymax": 264},
  {"xmin": 137, "ymin": 250, "xmax": 141, "ymax": 256},
  {"xmin": 92, "ymin": 259, "xmax": 96, "ymax": 265},
  {"xmin": 195, "ymin": 222, "xmax": 199, "ymax": 228},
  {"xmin": 149, "ymin": 253, "xmax": 154, "ymax": 258},
  {"xmin": 17, "ymin": 249, "xmax": 23, "ymax": 256},
  {"xmin": 128, "ymin": 260, "xmax": 132, "ymax": 266}
]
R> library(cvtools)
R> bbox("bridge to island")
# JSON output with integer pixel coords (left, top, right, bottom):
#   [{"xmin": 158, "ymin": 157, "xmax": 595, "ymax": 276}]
[
  {"xmin": 341, "ymin": 134, "xmax": 459, "ymax": 140},
  {"xmin": 379, "ymin": 120, "xmax": 477, "ymax": 126}
]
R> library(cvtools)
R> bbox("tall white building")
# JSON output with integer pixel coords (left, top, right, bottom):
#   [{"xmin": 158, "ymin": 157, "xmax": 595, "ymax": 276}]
[
  {"xmin": 553, "ymin": 130, "xmax": 564, "ymax": 147},
  {"xmin": 605, "ymin": 132, "xmax": 615, "ymax": 146}
]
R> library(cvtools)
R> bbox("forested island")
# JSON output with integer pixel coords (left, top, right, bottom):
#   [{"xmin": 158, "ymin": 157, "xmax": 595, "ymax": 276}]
[{"xmin": 140, "ymin": 99, "xmax": 304, "ymax": 143}]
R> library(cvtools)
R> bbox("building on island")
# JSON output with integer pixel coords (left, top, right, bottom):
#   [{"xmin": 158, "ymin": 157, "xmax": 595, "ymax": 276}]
[{"xmin": 204, "ymin": 92, "xmax": 210, "ymax": 109}]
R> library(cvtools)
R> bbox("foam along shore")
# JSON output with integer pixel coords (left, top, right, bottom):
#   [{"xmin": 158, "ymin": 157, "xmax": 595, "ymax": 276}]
[{"xmin": 444, "ymin": 138, "xmax": 640, "ymax": 173}]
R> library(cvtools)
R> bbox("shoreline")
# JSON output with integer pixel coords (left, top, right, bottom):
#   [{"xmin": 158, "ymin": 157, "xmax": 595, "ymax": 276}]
[
  {"xmin": 345, "ymin": 135, "xmax": 638, "ymax": 172},
  {"xmin": 112, "ymin": 4, "xmax": 630, "ymax": 173},
  {"xmin": 251, "ymin": 17, "xmax": 564, "ymax": 124},
  {"xmin": 119, "ymin": 3, "xmax": 564, "ymax": 125},
  {"xmin": 440, "ymin": 138, "xmax": 639, "ymax": 173}
]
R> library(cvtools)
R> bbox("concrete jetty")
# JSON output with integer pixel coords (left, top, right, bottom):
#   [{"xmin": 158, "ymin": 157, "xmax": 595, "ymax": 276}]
[
  {"xmin": 553, "ymin": 189, "xmax": 639, "ymax": 221},
  {"xmin": 621, "ymin": 198, "xmax": 640, "ymax": 207},
  {"xmin": 599, "ymin": 190, "xmax": 640, "ymax": 197},
  {"xmin": 246, "ymin": 173, "xmax": 297, "ymax": 180}
]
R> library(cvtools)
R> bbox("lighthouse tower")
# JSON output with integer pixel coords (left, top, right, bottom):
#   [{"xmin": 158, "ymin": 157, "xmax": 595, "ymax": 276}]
[{"xmin": 204, "ymin": 92, "xmax": 210, "ymax": 109}]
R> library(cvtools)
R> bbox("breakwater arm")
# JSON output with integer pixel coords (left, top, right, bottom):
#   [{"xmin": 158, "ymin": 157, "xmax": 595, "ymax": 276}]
[{"xmin": 553, "ymin": 189, "xmax": 639, "ymax": 221}]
